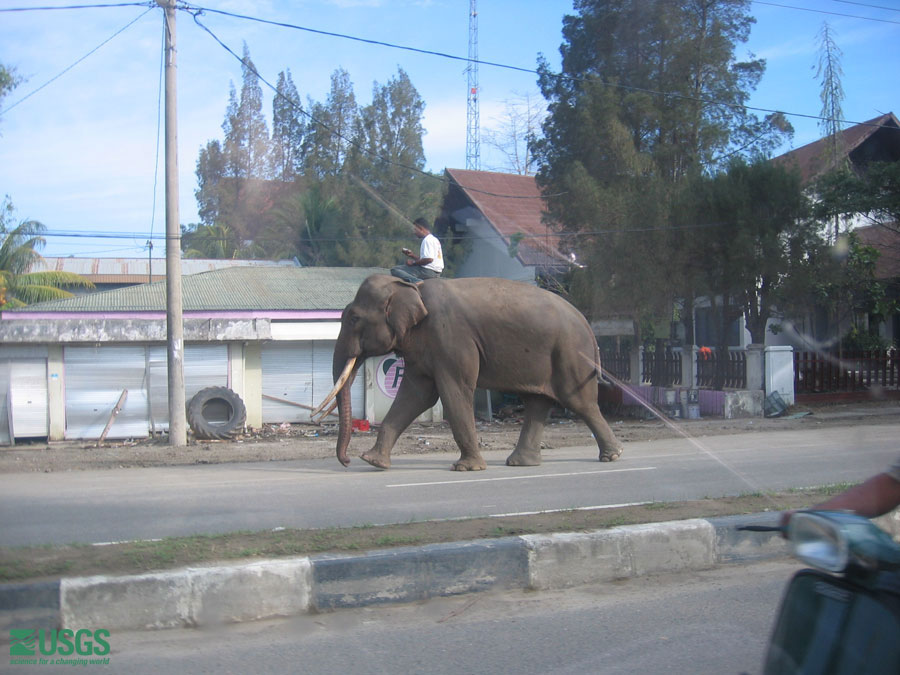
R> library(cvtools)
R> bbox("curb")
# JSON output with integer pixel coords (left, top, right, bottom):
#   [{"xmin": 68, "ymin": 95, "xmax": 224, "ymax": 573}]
[
  {"xmin": 2, "ymin": 512, "xmax": 796, "ymax": 634},
  {"xmin": 3, "ymin": 511, "xmax": 898, "ymax": 633}
]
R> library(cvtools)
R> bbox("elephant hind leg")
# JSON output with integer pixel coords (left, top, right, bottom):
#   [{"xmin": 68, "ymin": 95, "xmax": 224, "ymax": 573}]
[
  {"xmin": 436, "ymin": 379, "xmax": 486, "ymax": 472},
  {"xmin": 558, "ymin": 390, "xmax": 623, "ymax": 463},
  {"xmin": 506, "ymin": 395, "xmax": 554, "ymax": 467}
]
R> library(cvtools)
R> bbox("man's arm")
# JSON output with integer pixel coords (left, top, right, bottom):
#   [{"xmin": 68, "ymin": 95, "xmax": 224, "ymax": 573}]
[
  {"xmin": 812, "ymin": 472, "xmax": 900, "ymax": 518},
  {"xmin": 782, "ymin": 471, "xmax": 900, "ymax": 530}
]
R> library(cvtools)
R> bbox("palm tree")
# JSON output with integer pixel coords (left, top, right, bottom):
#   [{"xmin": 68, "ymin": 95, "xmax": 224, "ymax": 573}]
[
  {"xmin": 0, "ymin": 218, "xmax": 93, "ymax": 308},
  {"xmin": 182, "ymin": 222, "xmax": 242, "ymax": 259}
]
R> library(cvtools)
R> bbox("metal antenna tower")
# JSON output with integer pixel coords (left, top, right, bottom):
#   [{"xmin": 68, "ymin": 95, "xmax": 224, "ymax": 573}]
[{"xmin": 465, "ymin": 0, "xmax": 480, "ymax": 170}]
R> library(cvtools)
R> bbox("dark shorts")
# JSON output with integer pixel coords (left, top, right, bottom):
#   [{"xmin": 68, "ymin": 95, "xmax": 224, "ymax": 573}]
[{"xmin": 390, "ymin": 266, "xmax": 441, "ymax": 283}]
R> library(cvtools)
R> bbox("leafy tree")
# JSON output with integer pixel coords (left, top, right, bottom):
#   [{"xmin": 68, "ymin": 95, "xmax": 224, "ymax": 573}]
[
  {"xmin": 0, "ymin": 198, "xmax": 93, "ymax": 308},
  {"xmin": 195, "ymin": 140, "xmax": 227, "ymax": 227},
  {"xmin": 814, "ymin": 162, "xmax": 900, "ymax": 233},
  {"xmin": 674, "ymin": 159, "xmax": 814, "ymax": 345},
  {"xmin": 1, "ymin": 62, "xmax": 22, "ymax": 125},
  {"xmin": 807, "ymin": 233, "xmax": 895, "ymax": 351},
  {"xmin": 181, "ymin": 222, "xmax": 242, "ymax": 259},
  {"xmin": 192, "ymin": 62, "xmax": 440, "ymax": 268},
  {"xmin": 262, "ymin": 184, "xmax": 342, "ymax": 265},
  {"xmin": 534, "ymin": 0, "xmax": 792, "ymax": 338}
]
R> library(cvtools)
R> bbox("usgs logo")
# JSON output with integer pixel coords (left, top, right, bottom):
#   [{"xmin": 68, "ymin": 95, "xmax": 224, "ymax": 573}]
[{"xmin": 9, "ymin": 628, "xmax": 111, "ymax": 658}]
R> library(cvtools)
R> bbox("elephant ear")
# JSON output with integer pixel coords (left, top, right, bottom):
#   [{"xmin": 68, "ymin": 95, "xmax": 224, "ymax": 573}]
[{"xmin": 385, "ymin": 280, "xmax": 428, "ymax": 342}]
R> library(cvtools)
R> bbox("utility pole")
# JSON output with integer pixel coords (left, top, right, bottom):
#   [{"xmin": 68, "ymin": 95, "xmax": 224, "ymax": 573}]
[
  {"xmin": 465, "ymin": 0, "xmax": 480, "ymax": 170},
  {"xmin": 159, "ymin": 0, "xmax": 186, "ymax": 446}
]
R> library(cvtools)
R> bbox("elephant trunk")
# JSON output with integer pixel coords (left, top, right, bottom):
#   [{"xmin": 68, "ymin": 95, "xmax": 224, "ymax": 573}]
[
  {"xmin": 335, "ymin": 378, "xmax": 354, "ymax": 467},
  {"xmin": 331, "ymin": 350, "xmax": 359, "ymax": 467}
]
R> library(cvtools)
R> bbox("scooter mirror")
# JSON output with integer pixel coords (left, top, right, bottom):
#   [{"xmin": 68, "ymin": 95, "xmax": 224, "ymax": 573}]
[
  {"xmin": 789, "ymin": 511, "xmax": 849, "ymax": 572},
  {"xmin": 789, "ymin": 510, "xmax": 900, "ymax": 575}
]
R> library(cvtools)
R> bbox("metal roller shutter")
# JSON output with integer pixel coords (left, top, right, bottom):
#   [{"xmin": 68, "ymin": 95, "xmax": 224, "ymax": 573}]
[
  {"xmin": 66, "ymin": 344, "xmax": 229, "ymax": 439},
  {"xmin": 10, "ymin": 359, "xmax": 49, "ymax": 438},
  {"xmin": 148, "ymin": 344, "xmax": 228, "ymax": 432},
  {"xmin": 64, "ymin": 346, "xmax": 150, "ymax": 439},
  {"xmin": 261, "ymin": 341, "xmax": 363, "ymax": 424},
  {"xmin": 0, "ymin": 361, "xmax": 10, "ymax": 445}
]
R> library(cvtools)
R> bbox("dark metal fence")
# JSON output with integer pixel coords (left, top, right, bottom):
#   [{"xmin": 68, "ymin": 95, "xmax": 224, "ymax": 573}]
[
  {"xmin": 641, "ymin": 345, "xmax": 682, "ymax": 387},
  {"xmin": 696, "ymin": 349, "xmax": 747, "ymax": 389},
  {"xmin": 795, "ymin": 350, "xmax": 899, "ymax": 394},
  {"xmin": 599, "ymin": 350, "xmax": 630, "ymax": 382}
]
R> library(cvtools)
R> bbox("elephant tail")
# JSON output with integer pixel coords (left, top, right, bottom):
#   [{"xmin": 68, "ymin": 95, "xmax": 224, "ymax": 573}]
[
  {"xmin": 594, "ymin": 346, "xmax": 617, "ymax": 391},
  {"xmin": 598, "ymin": 374, "xmax": 616, "ymax": 392}
]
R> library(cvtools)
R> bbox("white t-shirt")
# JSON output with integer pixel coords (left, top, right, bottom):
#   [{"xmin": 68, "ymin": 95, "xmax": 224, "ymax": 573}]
[{"xmin": 419, "ymin": 233, "xmax": 444, "ymax": 273}]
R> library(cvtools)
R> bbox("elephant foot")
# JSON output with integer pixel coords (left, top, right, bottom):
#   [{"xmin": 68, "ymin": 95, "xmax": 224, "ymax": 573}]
[
  {"xmin": 506, "ymin": 448, "xmax": 542, "ymax": 467},
  {"xmin": 360, "ymin": 451, "xmax": 391, "ymax": 470},
  {"xmin": 452, "ymin": 457, "xmax": 486, "ymax": 471},
  {"xmin": 599, "ymin": 446, "xmax": 623, "ymax": 463}
]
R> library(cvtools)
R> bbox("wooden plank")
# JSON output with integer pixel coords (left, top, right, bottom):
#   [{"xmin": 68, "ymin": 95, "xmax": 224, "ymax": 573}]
[
  {"xmin": 97, "ymin": 389, "xmax": 128, "ymax": 446},
  {"xmin": 261, "ymin": 393, "xmax": 338, "ymax": 418}
]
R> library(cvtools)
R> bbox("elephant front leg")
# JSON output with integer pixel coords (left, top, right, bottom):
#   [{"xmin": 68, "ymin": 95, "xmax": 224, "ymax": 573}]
[
  {"xmin": 361, "ymin": 377, "xmax": 437, "ymax": 470},
  {"xmin": 506, "ymin": 395, "xmax": 554, "ymax": 467}
]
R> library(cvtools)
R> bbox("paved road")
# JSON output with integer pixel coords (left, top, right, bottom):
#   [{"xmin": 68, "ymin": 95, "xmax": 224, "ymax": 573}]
[
  {"xmin": 9, "ymin": 559, "xmax": 798, "ymax": 675},
  {"xmin": 1, "ymin": 424, "xmax": 896, "ymax": 546}
]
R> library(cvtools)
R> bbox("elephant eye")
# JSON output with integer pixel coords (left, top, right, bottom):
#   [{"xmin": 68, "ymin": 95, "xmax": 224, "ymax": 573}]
[{"xmin": 349, "ymin": 314, "xmax": 360, "ymax": 326}]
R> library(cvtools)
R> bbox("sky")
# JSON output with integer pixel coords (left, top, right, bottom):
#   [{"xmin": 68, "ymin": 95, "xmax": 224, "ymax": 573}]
[{"xmin": 0, "ymin": 0, "xmax": 897, "ymax": 259}]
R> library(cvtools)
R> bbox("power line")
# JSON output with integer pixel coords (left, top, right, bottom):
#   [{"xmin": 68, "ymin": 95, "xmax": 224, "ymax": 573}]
[
  {"xmin": 147, "ymin": 18, "xmax": 166, "ymax": 246},
  {"xmin": 0, "ymin": 6, "xmax": 154, "ymax": 116},
  {"xmin": 6, "ymin": 1, "xmax": 896, "ymax": 135},
  {"xmin": 187, "ymin": 9, "xmax": 561, "ymax": 202},
  {"xmin": 833, "ymin": 0, "xmax": 900, "ymax": 11},
  {"xmin": 0, "ymin": 3, "xmax": 152, "ymax": 13},
  {"xmin": 34, "ymin": 220, "xmax": 728, "ymax": 244},
  {"xmin": 753, "ymin": 0, "xmax": 900, "ymax": 23},
  {"xmin": 183, "ymin": 3, "xmax": 896, "ymax": 133}
]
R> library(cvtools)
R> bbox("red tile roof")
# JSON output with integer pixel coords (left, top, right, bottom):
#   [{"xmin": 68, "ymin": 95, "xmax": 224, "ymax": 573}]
[
  {"xmin": 773, "ymin": 113, "xmax": 900, "ymax": 183},
  {"xmin": 444, "ymin": 168, "xmax": 571, "ymax": 268}
]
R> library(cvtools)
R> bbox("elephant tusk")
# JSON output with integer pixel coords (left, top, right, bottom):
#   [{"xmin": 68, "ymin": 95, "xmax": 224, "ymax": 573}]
[
  {"xmin": 311, "ymin": 398, "xmax": 339, "ymax": 424},
  {"xmin": 312, "ymin": 356, "xmax": 357, "ymax": 417}
]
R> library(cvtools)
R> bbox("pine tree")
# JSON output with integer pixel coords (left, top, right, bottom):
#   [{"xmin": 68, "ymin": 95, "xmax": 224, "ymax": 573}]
[
  {"xmin": 270, "ymin": 69, "xmax": 305, "ymax": 182},
  {"xmin": 303, "ymin": 69, "xmax": 358, "ymax": 178},
  {"xmin": 222, "ymin": 44, "xmax": 270, "ymax": 180}
]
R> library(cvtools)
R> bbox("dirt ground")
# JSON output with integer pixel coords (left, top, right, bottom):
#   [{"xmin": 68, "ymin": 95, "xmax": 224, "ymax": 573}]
[
  {"xmin": 1, "ymin": 399, "xmax": 898, "ymax": 582},
  {"xmin": 1, "ymin": 399, "xmax": 898, "ymax": 474}
]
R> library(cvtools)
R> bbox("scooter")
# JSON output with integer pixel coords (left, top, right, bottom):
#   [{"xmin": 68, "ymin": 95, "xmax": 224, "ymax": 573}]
[{"xmin": 741, "ymin": 511, "xmax": 900, "ymax": 674}]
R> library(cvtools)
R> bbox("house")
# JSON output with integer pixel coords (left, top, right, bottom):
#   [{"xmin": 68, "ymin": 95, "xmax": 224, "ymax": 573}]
[
  {"xmin": 856, "ymin": 224, "xmax": 900, "ymax": 345},
  {"xmin": 440, "ymin": 169, "xmax": 574, "ymax": 283},
  {"xmin": 770, "ymin": 112, "xmax": 900, "ymax": 350},
  {"xmin": 0, "ymin": 266, "xmax": 440, "ymax": 444},
  {"xmin": 28, "ymin": 257, "xmax": 298, "ymax": 295},
  {"xmin": 773, "ymin": 112, "xmax": 900, "ymax": 186}
]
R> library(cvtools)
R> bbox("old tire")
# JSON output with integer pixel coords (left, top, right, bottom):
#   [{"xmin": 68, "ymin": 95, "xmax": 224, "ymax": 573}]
[{"xmin": 187, "ymin": 387, "xmax": 246, "ymax": 440}]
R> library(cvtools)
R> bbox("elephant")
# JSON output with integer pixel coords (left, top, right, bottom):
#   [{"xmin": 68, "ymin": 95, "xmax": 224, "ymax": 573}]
[{"xmin": 316, "ymin": 274, "xmax": 623, "ymax": 471}]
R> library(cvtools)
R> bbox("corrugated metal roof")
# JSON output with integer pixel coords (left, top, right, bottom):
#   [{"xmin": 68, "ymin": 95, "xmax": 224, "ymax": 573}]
[{"xmin": 7, "ymin": 266, "xmax": 388, "ymax": 313}]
